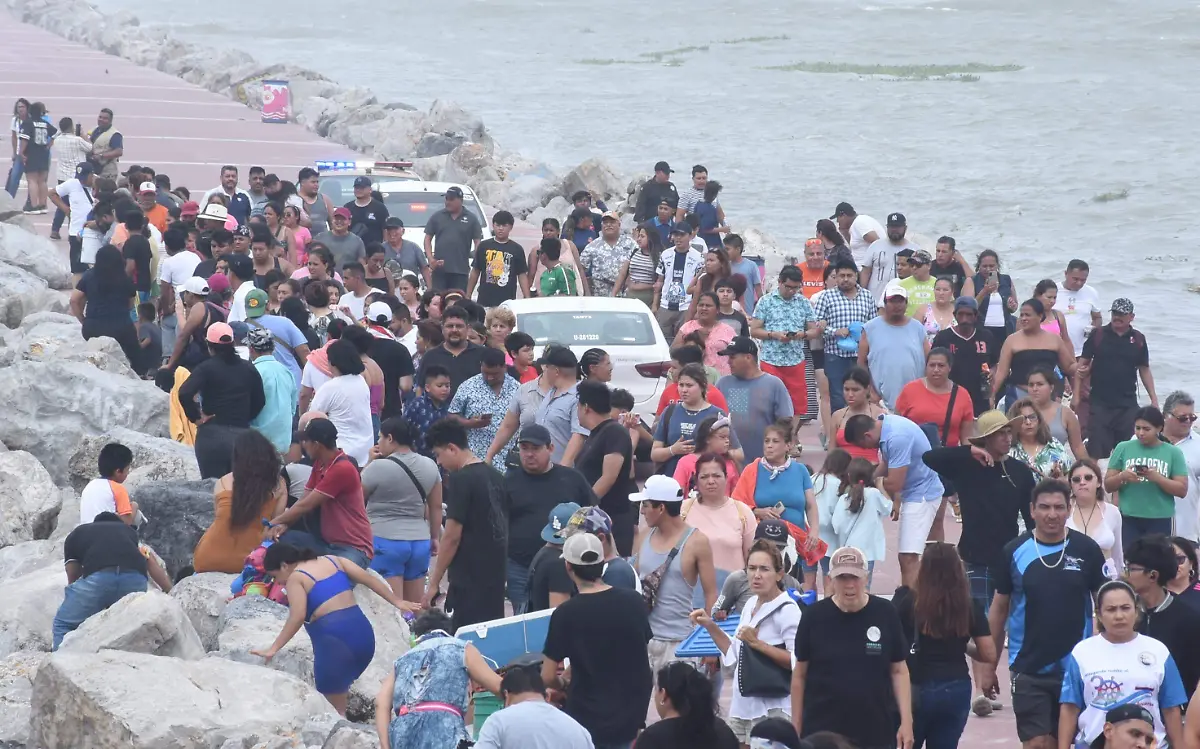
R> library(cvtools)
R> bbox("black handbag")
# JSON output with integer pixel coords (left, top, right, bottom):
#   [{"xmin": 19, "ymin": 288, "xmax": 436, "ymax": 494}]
[{"xmin": 736, "ymin": 601, "xmax": 796, "ymax": 698}]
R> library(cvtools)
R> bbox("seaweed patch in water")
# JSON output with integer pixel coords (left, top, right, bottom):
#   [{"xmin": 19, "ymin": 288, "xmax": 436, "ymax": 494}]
[
  {"xmin": 1092, "ymin": 189, "xmax": 1130, "ymax": 203},
  {"xmin": 719, "ymin": 35, "xmax": 790, "ymax": 45},
  {"xmin": 758, "ymin": 62, "xmax": 1023, "ymax": 80}
]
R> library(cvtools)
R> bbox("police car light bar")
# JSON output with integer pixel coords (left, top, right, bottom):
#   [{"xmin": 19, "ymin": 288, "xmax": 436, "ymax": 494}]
[
  {"xmin": 315, "ymin": 160, "xmax": 370, "ymax": 171},
  {"xmin": 373, "ymin": 161, "xmax": 414, "ymax": 169}
]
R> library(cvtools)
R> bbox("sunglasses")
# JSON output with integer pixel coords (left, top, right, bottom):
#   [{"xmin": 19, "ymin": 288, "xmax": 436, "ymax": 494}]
[
  {"xmin": 1070, "ymin": 474, "xmax": 1097, "ymax": 483},
  {"xmin": 1171, "ymin": 413, "xmax": 1199, "ymax": 424}
]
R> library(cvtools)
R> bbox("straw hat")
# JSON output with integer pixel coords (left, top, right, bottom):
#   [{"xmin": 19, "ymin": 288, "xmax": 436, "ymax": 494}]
[{"xmin": 969, "ymin": 409, "xmax": 1020, "ymax": 443}]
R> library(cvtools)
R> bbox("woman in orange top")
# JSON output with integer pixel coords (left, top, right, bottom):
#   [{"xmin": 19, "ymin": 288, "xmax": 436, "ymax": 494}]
[
  {"xmin": 193, "ymin": 430, "xmax": 288, "ymax": 574},
  {"xmin": 829, "ymin": 366, "xmax": 885, "ymax": 462}
]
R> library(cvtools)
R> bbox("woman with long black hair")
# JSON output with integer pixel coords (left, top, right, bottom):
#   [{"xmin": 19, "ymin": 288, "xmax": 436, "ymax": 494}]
[
  {"xmin": 193, "ymin": 429, "xmax": 287, "ymax": 573},
  {"xmin": 635, "ymin": 661, "xmax": 738, "ymax": 748},
  {"xmin": 69, "ymin": 243, "xmax": 142, "ymax": 371},
  {"xmin": 177, "ymin": 321, "xmax": 266, "ymax": 478}
]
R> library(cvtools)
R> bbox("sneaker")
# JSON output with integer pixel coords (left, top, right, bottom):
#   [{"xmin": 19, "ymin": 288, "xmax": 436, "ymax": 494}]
[
  {"xmin": 49, "ymin": 232, "xmax": 60, "ymax": 240},
  {"xmin": 35, "ymin": 207, "xmax": 48, "ymax": 215},
  {"xmin": 971, "ymin": 694, "xmax": 993, "ymax": 717}
]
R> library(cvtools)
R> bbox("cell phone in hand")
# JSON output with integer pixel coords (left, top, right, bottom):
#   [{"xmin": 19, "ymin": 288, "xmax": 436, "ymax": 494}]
[{"xmin": 1135, "ymin": 465, "xmax": 1149, "ymax": 475}]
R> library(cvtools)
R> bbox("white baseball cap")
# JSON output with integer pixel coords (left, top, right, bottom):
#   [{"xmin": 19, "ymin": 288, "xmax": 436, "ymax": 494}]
[
  {"xmin": 562, "ymin": 533, "xmax": 605, "ymax": 565},
  {"xmin": 882, "ymin": 281, "xmax": 908, "ymax": 300},
  {"xmin": 181, "ymin": 277, "xmax": 211, "ymax": 296},
  {"xmin": 629, "ymin": 474, "xmax": 685, "ymax": 503},
  {"xmin": 138, "ymin": 181, "xmax": 156, "ymax": 194},
  {"xmin": 366, "ymin": 301, "xmax": 392, "ymax": 323}
]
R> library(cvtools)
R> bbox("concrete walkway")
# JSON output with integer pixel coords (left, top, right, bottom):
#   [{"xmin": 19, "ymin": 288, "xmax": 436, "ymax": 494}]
[{"xmin": 1, "ymin": 10, "xmax": 1018, "ymax": 746}]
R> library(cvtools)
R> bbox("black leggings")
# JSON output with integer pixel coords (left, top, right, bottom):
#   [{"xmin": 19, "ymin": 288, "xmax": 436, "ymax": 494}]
[
  {"xmin": 194, "ymin": 422, "xmax": 249, "ymax": 479},
  {"xmin": 81, "ymin": 317, "xmax": 144, "ymax": 375}
]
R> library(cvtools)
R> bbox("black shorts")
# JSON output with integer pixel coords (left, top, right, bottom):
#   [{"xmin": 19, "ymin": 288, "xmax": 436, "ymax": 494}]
[
  {"xmin": 1011, "ymin": 671, "xmax": 1062, "ymax": 742},
  {"xmin": 24, "ymin": 149, "xmax": 50, "ymax": 174},
  {"xmin": 68, "ymin": 235, "xmax": 87, "ymax": 274},
  {"xmin": 810, "ymin": 347, "xmax": 825, "ymax": 370}
]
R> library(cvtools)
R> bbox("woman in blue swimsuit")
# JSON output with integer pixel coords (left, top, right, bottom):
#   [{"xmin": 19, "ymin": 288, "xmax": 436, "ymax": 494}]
[{"xmin": 252, "ymin": 543, "xmax": 420, "ymax": 715}]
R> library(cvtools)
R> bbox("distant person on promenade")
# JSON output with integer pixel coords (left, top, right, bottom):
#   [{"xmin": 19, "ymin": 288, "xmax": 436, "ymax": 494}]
[
  {"xmin": 345, "ymin": 175, "xmax": 389, "ymax": 245},
  {"xmin": 1053, "ymin": 259, "xmax": 1104, "ymax": 358},
  {"xmin": 47, "ymin": 162, "xmax": 96, "ymax": 276},
  {"xmin": 314, "ymin": 207, "xmax": 367, "ymax": 272},
  {"xmin": 297, "ymin": 166, "xmax": 336, "ymax": 235},
  {"xmin": 16, "ymin": 100, "xmax": 55, "ymax": 214},
  {"xmin": 424, "ymin": 185, "xmax": 483, "ymax": 291},
  {"xmin": 383, "ymin": 216, "xmax": 431, "ymax": 288},
  {"xmin": 48, "ymin": 116, "xmax": 92, "ymax": 239},
  {"xmin": 634, "ymin": 160, "xmax": 679, "ymax": 222},
  {"xmin": 580, "ymin": 211, "xmax": 636, "ymax": 298},
  {"xmin": 813, "ymin": 258, "xmax": 877, "ymax": 411},
  {"xmin": 1078, "ymin": 298, "xmax": 1157, "ymax": 459},
  {"xmin": 829, "ymin": 202, "xmax": 883, "ymax": 269},
  {"xmin": 676, "ymin": 165, "xmax": 725, "ymax": 225},
  {"xmin": 86, "ymin": 107, "xmax": 123, "ymax": 181}
]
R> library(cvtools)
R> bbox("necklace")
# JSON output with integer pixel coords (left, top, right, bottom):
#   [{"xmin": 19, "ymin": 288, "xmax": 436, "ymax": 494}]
[
  {"xmin": 1075, "ymin": 501, "xmax": 1099, "ymax": 537},
  {"xmin": 1033, "ymin": 533, "xmax": 1067, "ymax": 569}
]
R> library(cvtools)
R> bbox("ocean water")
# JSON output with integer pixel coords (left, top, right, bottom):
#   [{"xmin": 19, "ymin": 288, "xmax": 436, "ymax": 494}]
[{"xmin": 97, "ymin": 0, "xmax": 1200, "ymax": 392}]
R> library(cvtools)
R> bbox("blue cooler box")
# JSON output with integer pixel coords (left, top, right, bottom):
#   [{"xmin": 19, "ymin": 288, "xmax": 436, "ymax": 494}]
[{"xmin": 455, "ymin": 609, "xmax": 554, "ymax": 668}]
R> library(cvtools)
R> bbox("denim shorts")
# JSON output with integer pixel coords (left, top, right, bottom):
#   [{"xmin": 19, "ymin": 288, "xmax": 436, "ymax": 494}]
[{"xmin": 369, "ymin": 537, "xmax": 431, "ymax": 581}]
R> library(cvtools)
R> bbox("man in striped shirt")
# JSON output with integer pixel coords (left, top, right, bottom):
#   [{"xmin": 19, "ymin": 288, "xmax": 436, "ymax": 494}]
[
  {"xmin": 49, "ymin": 116, "xmax": 92, "ymax": 240},
  {"xmin": 675, "ymin": 164, "xmax": 726, "ymax": 226},
  {"xmin": 813, "ymin": 257, "xmax": 878, "ymax": 411}
]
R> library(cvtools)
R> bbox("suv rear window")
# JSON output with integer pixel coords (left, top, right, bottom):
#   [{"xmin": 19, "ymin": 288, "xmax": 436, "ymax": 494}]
[{"xmin": 515, "ymin": 310, "xmax": 657, "ymax": 346}]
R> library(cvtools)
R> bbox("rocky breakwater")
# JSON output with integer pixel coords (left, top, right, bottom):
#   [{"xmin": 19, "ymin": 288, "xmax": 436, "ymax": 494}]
[{"xmin": 5, "ymin": 0, "xmax": 636, "ymax": 223}]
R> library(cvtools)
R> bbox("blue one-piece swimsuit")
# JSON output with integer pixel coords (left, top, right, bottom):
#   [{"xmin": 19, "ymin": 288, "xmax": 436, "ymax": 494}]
[{"xmin": 297, "ymin": 557, "xmax": 376, "ymax": 694}]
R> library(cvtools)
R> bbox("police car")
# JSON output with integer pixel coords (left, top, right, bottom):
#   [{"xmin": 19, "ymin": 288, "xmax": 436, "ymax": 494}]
[
  {"xmin": 313, "ymin": 159, "xmax": 422, "ymax": 204},
  {"xmin": 370, "ymin": 180, "xmax": 491, "ymax": 241}
]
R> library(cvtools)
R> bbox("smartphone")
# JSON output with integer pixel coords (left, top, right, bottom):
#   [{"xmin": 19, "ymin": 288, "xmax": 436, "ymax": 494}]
[
  {"xmin": 75, "ymin": 123, "xmax": 82, "ymax": 136},
  {"xmin": 988, "ymin": 270, "xmax": 999, "ymax": 285},
  {"xmin": 1135, "ymin": 465, "xmax": 1149, "ymax": 475}
]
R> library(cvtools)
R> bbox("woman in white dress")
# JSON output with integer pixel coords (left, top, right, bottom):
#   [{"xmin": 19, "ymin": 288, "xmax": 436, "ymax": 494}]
[{"xmin": 1066, "ymin": 458, "xmax": 1123, "ymax": 579}]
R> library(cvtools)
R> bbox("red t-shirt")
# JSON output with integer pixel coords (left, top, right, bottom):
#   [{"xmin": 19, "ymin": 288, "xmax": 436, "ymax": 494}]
[
  {"xmin": 656, "ymin": 381, "xmax": 729, "ymax": 417},
  {"xmin": 894, "ymin": 379, "xmax": 976, "ymax": 447},
  {"xmin": 306, "ymin": 451, "xmax": 374, "ymax": 556}
]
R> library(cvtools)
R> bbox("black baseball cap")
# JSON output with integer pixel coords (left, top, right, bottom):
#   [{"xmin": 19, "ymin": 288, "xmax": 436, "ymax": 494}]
[
  {"xmin": 384, "ymin": 216, "xmax": 405, "ymax": 229},
  {"xmin": 654, "ymin": 161, "xmax": 673, "ymax": 173},
  {"xmin": 887, "ymin": 212, "xmax": 906, "ymax": 227},
  {"xmin": 749, "ymin": 716, "xmax": 804, "ymax": 749},
  {"xmin": 353, "ymin": 176, "xmax": 372, "ymax": 189},
  {"xmin": 830, "ymin": 201, "xmax": 854, "ymax": 219},
  {"xmin": 754, "ymin": 518, "xmax": 789, "ymax": 545},
  {"xmin": 719, "ymin": 336, "xmax": 758, "ymax": 357},
  {"xmin": 1089, "ymin": 704, "xmax": 1155, "ymax": 749},
  {"xmin": 445, "ymin": 186, "xmax": 464, "ymax": 199},
  {"xmin": 518, "ymin": 424, "xmax": 553, "ymax": 447},
  {"xmin": 299, "ymin": 417, "xmax": 338, "ymax": 449}
]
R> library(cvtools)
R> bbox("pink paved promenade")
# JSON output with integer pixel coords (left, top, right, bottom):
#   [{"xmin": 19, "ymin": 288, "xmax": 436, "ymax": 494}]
[{"xmin": 1, "ymin": 10, "xmax": 1017, "ymax": 745}]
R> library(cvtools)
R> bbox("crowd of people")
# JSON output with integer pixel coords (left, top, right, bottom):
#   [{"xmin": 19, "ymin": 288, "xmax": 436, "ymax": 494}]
[{"xmin": 21, "ymin": 96, "xmax": 1200, "ymax": 749}]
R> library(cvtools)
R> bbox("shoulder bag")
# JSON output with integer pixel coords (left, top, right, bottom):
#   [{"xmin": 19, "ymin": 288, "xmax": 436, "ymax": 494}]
[
  {"xmin": 384, "ymin": 454, "xmax": 429, "ymax": 503},
  {"xmin": 640, "ymin": 527, "xmax": 693, "ymax": 612},
  {"xmin": 918, "ymin": 383, "xmax": 959, "ymax": 450},
  {"xmin": 737, "ymin": 599, "xmax": 797, "ymax": 698}
]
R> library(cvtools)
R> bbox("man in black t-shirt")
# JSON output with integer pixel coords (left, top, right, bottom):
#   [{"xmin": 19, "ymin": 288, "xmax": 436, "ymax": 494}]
[
  {"xmin": 415, "ymin": 306, "xmax": 485, "ymax": 399},
  {"xmin": 542, "ymin": 532, "xmax": 652, "ymax": 748},
  {"xmin": 794, "ymin": 546, "xmax": 911, "ymax": 749},
  {"xmin": 526, "ymin": 501, "xmax": 583, "ymax": 613},
  {"xmin": 121, "ymin": 211, "xmax": 154, "ymax": 302},
  {"xmin": 574, "ymin": 380, "xmax": 639, "ymax": 557},
  {"xmin": 1126, "ymin": 534, "xmax": 1200, "ymax": 701},
  {"xmin": 932, "ymin": 296, "xmax": 997, "ymax": 416},
  {"xmin": 1078, "ymin": 298, "xmax": 1155, "ymax": 459},
  {"xmin": 423, "ymin": 420, "xmax": 508, "ymax": 632},
  {"xmin": 988, "ymin": 479, "xmax": 1107, "ymax": 748},
  {"xmin": 469, "ymin": 210, "xmax": 529, "ymax": 307},
  {"xmin": 504, "ymin": 425, "xmax": 596, "ymax": 613},
  {"xmin": 52, "ymin": 512, "xmax": 150, "ymax": 649},
  {"xmin": 345, "ymin": 176, "xmax": 389, "ymax": 246}
]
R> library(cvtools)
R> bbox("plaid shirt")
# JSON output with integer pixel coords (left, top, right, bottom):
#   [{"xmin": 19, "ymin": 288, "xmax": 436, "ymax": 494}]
[
  {"xmin": 52, "ymin": 134, "xmax": 92, "ymax": 182},
  {"xmin": 812, "ymin": 286, "xmax": 878, "ymax": 357},
  {"xmin": 403, "ymin": 393, "xmax": 449, "ymax": 459}
]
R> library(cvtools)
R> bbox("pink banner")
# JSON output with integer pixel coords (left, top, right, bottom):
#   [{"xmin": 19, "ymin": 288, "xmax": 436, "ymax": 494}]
[{"xmin": 262, "ymin": 80, "xmax": 290, "ymax": 124}]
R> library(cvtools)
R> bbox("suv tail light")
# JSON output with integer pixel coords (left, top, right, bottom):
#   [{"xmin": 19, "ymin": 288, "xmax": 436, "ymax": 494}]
[{"xmin": 635, "ymin": 361, "xmax": 672, "ymax": 379}]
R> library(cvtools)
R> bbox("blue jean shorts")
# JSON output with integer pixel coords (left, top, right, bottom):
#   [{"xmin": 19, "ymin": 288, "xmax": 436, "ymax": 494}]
[{"xmin": 369, "ymin": 537, "xmax": 431, "ymax": 581}]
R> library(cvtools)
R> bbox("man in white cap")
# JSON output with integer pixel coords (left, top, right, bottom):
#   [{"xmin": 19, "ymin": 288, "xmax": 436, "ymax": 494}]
[
  {"xmin": 793, "ymin": 545, "xmax": 912, "ymax": 749},
  {"xmin": 137, "ymin": 180, "xmax": 169, "ymax": 233},
  {"xmin": 360, "ymin": 300, "xmax": 414, "ymax": 421},
  {"xmin": 541, "ymin": 531, "xmax": 653, "ymax": 749},
  {"xmin": 858, "ymin": 280, "xmax": 928, "ymax": 408},
  {"xmin": 630, "ymin": 474, "xmax": 717, "ymax": 701}
]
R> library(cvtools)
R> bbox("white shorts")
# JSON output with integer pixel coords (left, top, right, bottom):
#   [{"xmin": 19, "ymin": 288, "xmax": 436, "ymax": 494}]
[{"xmin": 898, "ymin": 498, "xmax": 940, "ymax": 554}]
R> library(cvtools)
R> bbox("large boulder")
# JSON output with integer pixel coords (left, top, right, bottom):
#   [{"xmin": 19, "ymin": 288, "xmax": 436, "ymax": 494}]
[
  {"xmin": 442, "ymin": 142, "xmax": 499, "ymax": 185},
  {"xmin": 0, "ymin": 262, "xmax": 52, "ymax": 329},
  {"xmin": 0, "ymin": 651, "xmax": 45, "ymax": 749},
  {"xmin": 322, "ymin": 722, "xmax": 381, "ymax": 749},
  {"xmin": 0, "ymin": 224, "xmax": 72, "ymax": 289},
  {"xmin": 68, "ymin": 427, "xmax": 200, "ymax": 494},
  {"xmin": 216, "ymin": 595, "xmax": 315, "ymax": 685},
  {"xmin": 30, "ymin": 650, "xmax": 336, "ymax": 748},
  {"xmin": 0, "ymin": 318, "xmax": 169, "ymax": 482},
  {"xmin": 413, "ymin": 131, "xmax": 466, "ymax": 159},
  {"xmin": 0, "ymin": 564, "xmax": 65, "ymax": 657},
  {"xmin": 349, "ymin": 577, "xmax": 411, "ymax": 721},
  {"xmin": 556, "ymin": 158, "xmax": 626, "ymax": 206},
  {"xmin": 0, "ymin": 540, "xmax": 60, "ymax": 582},
  {"xmin": 58, "ymin": 590, "xmax": 202, "ymax": 659},
  {"xmin": 170, "ymin": 572, "xmax": 236, "ymax": 651},
  {"xmin": 132, "ymin": 479, "xmax": 216, "ymax": 578},
  {"xmin": 0, "ymin": 192, "xmax": 35, "ymax": 232},
  {"xmin": 0, "ymin": 451, "xmax": 66, "ymax": 549}
]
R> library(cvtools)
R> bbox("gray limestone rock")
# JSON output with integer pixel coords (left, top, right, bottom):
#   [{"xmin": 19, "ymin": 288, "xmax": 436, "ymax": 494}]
[
  {"xmin": 30, "ymin": 650, "xmax": 336, "ymax": 748},
  {"xmin": 0, "ymin": 224, "xmax": 72, "ymax": 289},
  {"xmin": 67, "ymin": 426, "xmax": 200, "ymax": 494},
  {"xmin": 58, "ymin": 590, "xmax": 202, "ymax": 659},
  {"xmin": 215, "ymin": 595, "xmax": 315, "ymax": 685},
  {"xmin": 321, "ymin": 722, "xmax": 380, "ymax": 749},
  {"xmin": 0, "ymin": 451, "xmax": 64, "ymax": 548},
  {"xmin": 0, "ymin": 564, "xmax": 65, "ymax": 657},
  {"xmin": 557, "ymin": 157, "xmax": 626, "ymax": 207},
  {"xmin": 413, "ymin": 131, "xmax": 466, "ymax": 159},
  {"xmin": 132, "ymin": 479, "xmax": 216, "ymax": 578},
  {"xmin": 170, "ymin": 571, "xmax": 237, "ymax": 651},
  {"xmin": 0, "ymin": 651, "xmax": 45, "ymax": 749},
  {"xmin": 0, "ymin": 540, "xmax": 60, "ymax": 582}
]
